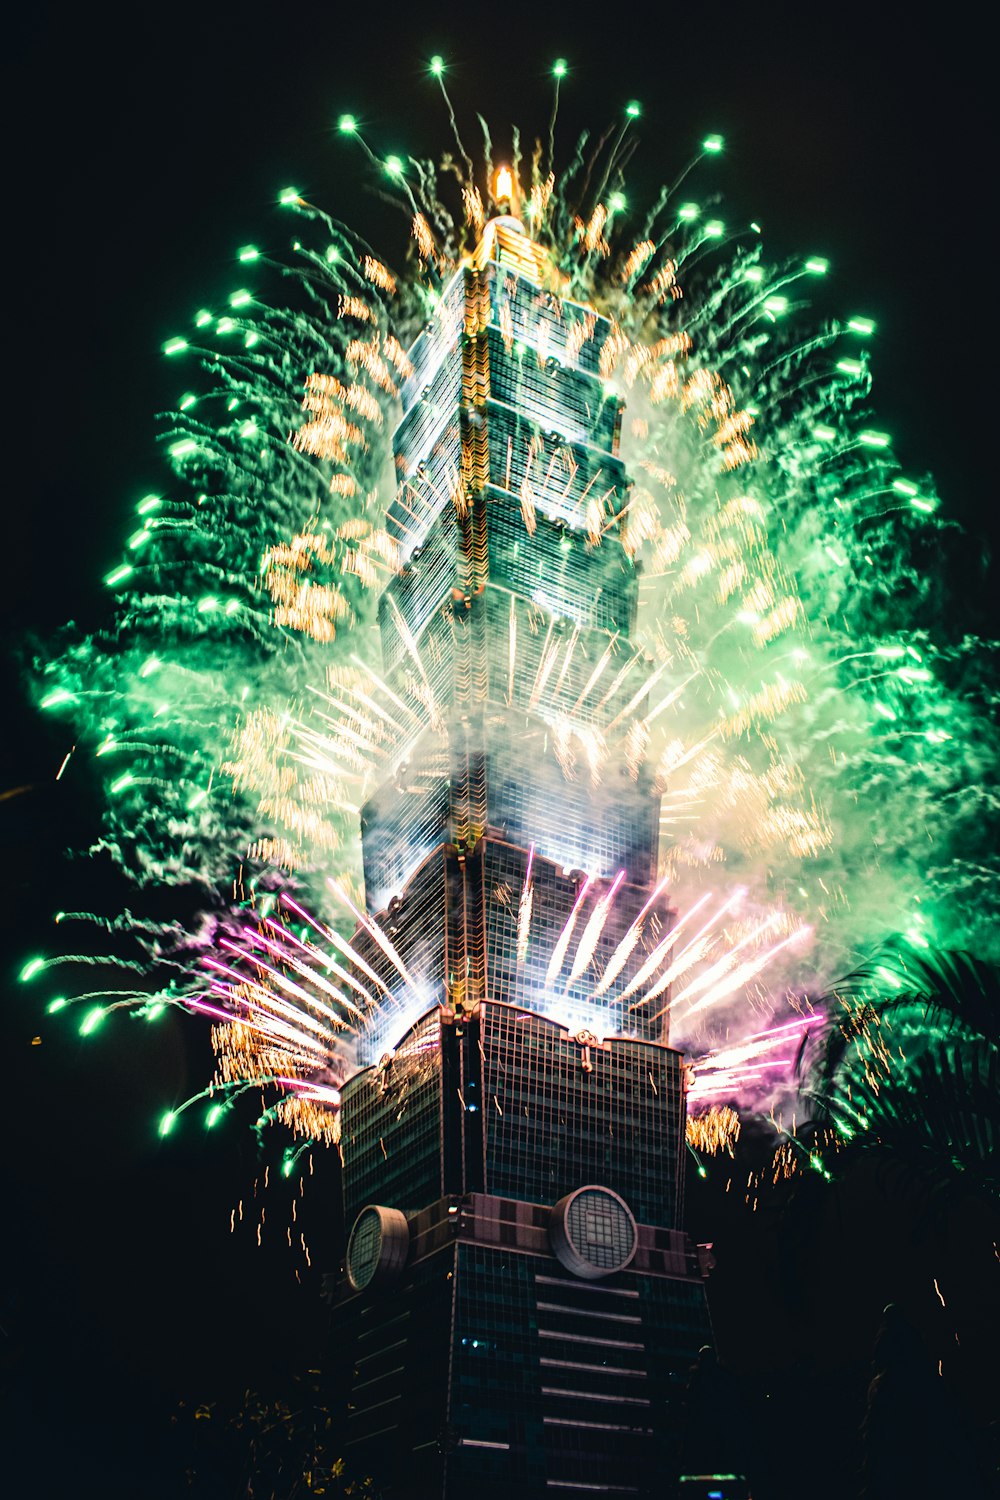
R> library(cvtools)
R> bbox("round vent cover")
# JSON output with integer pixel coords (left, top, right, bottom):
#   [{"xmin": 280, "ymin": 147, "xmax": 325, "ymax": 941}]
[
  {"xmin": 549, "ymin": 1186, "xmax": 638, "ymax": 1280},
  {"xmin": 346, "ymin": 1204, "xmax": 409, "ymax": 1291}
]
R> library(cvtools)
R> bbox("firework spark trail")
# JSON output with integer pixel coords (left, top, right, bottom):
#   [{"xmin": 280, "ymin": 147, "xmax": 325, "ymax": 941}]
[
  {"xmin": 545, "ymin": 876, "xmax": 595, "ymax": 989},
  {"xmin": 688, "ymin": 1061, "xmax": 795, "ymax": 1102},
  {"xmin": 383, "ymin": 595, "xmax": 444, "ymax": 728},
  {"xmin": 621, "ymin": 891, "xmax": 733, "ymax": 1004},
  {"xmin": 529, "ymin": 623, "xmax": 560, "ymax": 710},
  {"xmin": 284, "ymin": 895, "xmax": 393, "ymax": 1001},
  {"xmin": 195, "ymin": 977, "xmax": 332, "ymax": 1058},
  {"xmin": 673, "ymin": 924, "xmax": 812, "ymax": 1023},
  {"xmin": 547, "ymin": 63, "xmax": 564, "ymax": 175},
  {"xmin": 348, "ymin": 653, "xmax": 426, "ymax": 731},
  {"xmin": 432, "ymin": 64, "xmax": 474, "ymax": 183},
  {"xmin": 568, "ymin": 636, "xmax": 619, "ymax": 715},
  {"xmin": 667, "ymin": 912, "xmax": 786, "ymax": 1012},
  {"xmin": 303, "ymin": 704, "xmax": 385, "ymax": 768},
  {"xmin": 326, "ymin": 877, "xmax": 419, "ymax": 993},
  {"xmin": 276, "ymin": 1077, "xmax": 342, "ymax": 1106},
  {"xmin": 592, "ymin": 873, "xmax": 672, "ymax": 997},
  {"xmin": 643, "ymin": 900, "xmax": 800, "ymax": 1027},
  {"xmin": 691, "ymin": 1014, "xmax": 823, "ymax": 1084},
  {"xmin": 554, "ymin": 628, "xmax": 582, "ymax": 698},
  {"xmin": 278, "ymin": 895, "xmax": 382, "ymax": 1007},
  {"xmin": 207, "ymin": 948, "xmax": 342, "ymax": 1041},
  {"xmin": 231, "ymin": 924, "xmax": 365, "ymax": 1019},
  {"xmin": 261, "ymin": 907, "xmax": 376, "ymax": 1012},
  {"xmin": 517, "ymin": 845, "xmax": 535, "ymax": 964},
  {"xmin": 640, "ymin": 675, "xmax": 700, "ymax": 733},
  {"xmin": 207, "ymin": 1014, "xmax": 329, "ymax": 1077},
  {"xmin": 29, "ymin": 92, "xmax": 999, "ymax": 1157},
  {"xmin": 686, "ymin": 1103, "xmax": 741, "ymax": 1154},
  {"xmin": 604, "ymin": 658, "xmax": 675, "ymax": 733},
  {"xmin": 565, "ymin": 870, "xmax": 626, "ymax": 989}
]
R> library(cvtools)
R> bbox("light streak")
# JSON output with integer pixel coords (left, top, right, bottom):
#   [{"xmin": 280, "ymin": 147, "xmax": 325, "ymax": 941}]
[
  {"xmin": 565, "ymin": 870, "xmax": 626, "ymax": 989},
  {"xmin": 327, "ymin": 878, "xmax": 419, "ymax": 992},
  {"xmin": 621, "ymin": 891, "xmax": 731, "ymax": 1003},
  {"xmin": 673, "ymin": 924, "xmax": 812, "ymax": 1021},
  {"xmin": 517, "ymin": 846, "xmax": 535, "ymax": 964},
  {"xmin": 593, "ymin": 874, "xmax": 672, "ymax": 996},
  {"xmin": 31, "ymin": 94, "xmax": 985, "ymax": 1203},
  {"xmin": 545, "ymin": 876, "xmax": 595, "ymax": 988}
]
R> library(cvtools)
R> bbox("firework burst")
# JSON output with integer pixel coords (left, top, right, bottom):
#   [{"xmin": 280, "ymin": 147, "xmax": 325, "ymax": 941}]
[{"xmin": 26, "ymin": 69, "xmax": 997, "ymax": 1168}]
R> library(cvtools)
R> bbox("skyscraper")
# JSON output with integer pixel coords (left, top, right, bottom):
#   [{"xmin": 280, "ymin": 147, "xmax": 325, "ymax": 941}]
[{"xmin": 327, "ymin": 182, "xmax": 712, "ymax": 1497}]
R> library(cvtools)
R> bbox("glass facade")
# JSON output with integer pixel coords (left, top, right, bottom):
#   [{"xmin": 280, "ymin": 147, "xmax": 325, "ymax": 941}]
[
  {"xmin": 361, "ymin": 732, "xmax": 658, "ymax": 909},
  {"xmin": 331, "ymin": 1236, "xmax": 712, "ymax": 1497},
  {"xmin": 330, "ymin": 226, "xmax": 711, "ymax": 1496},
  {"xmin": 342, "ymin": 998, "xmax": 686, "ymax": 1218},
  {"xmin": 480, "ymin": 1004, "xmax": 684, "ymax": 1226},
  {"xmin": 340, "ymin": 1009, "xmax": 443, "ymax": 1220},
  {"xmin": 480, "ymin": 841, "xmax": 673, "ymax": 1042}
]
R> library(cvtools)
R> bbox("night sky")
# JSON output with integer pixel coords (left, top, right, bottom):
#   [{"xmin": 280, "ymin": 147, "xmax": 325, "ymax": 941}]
[{"xmin": 3, "ymin": 4, "xmax": 995, "ymax": 1496}]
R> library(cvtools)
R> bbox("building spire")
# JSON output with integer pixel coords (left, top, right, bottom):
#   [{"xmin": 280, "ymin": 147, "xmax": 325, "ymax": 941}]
[{"xmin": 472, "ymin": 163, "xmax": 549, "ymax": 283}]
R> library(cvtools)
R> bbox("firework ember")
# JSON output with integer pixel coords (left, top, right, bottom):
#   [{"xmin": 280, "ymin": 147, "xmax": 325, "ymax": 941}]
[{"xmin": 27, "ymin": 77, "xmax": 997, "ymax": 1170}]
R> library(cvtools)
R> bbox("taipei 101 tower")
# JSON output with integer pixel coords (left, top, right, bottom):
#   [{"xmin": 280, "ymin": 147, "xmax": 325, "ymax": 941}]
[{"xmin": 327, "ymin": 169, "xmax": 713, "ymax": 1498}]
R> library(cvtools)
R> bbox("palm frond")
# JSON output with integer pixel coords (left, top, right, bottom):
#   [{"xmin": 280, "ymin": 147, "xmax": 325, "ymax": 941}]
[{"xmin": 803, "ymin": 941, "xmax": 1000, "ymax": 1187}]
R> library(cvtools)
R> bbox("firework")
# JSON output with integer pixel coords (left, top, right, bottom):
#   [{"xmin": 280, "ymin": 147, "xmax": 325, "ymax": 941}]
[{"xmin": 28, "ymin": 72, "xmax": 997, "ymax": 1170}]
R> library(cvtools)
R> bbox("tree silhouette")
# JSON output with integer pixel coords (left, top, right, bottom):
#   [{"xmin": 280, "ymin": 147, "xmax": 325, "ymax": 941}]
[{"xmin": 803, "ymin": 943, "xmax": 999, "ymax": 1193}]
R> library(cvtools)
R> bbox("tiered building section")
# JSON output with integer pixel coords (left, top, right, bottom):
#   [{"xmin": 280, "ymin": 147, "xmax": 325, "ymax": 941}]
[{"xmin": 328, "ymin": 205, "xmax": 712, "ymax": 1497}]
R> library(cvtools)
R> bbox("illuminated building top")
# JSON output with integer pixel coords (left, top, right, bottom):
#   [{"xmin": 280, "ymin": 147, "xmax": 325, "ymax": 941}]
[
  {"xmin": 353, "ymin": 178, "xmax": 674, "ymax": 1058},
  {"xmin": 331, "ymin": 169, "xmax": 712, "ymax": 1499}
]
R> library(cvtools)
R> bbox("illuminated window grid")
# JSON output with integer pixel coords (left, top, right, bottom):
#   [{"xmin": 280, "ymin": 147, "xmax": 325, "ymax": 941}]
[
  {"xmin": 481, "ymin": 843, "xmax": 642, "ymax": 1020},
  {"xmin": 378, "ymin": 506, "xmax": 460, "ymax": 674},
  {"xmin": 532, "ymin": 1272, "xmax": 656, "ymax": 1487},
  {"xmin": 340, "ymin": 1009, "xmax": 444, "ymax": 1220},
  {"xmin": 484, "ymin": 844, "xmax": 585, "ymax": 1013},
  {"xmin": 636, "ymin": 1276, "xmax": 715, "ymax": 1369},
  {"xmin": 363, "ymin": 740, "xmax": 481, "ymax": 889},
  {"xmin": 340, "ymin": 1252, "xmax": 452, "ymax": 1456},
  {"xmin": 483, "ymin": 493, "xmax": 636, "ymax": 634},
  {"xmin": 386, "ymin": 434, "xmax": 634, "ymax": 647},
  {"xmin": 484, "ymin": 263, "xmax": 611, "ymax": 380},
  {"xmin": 377, "ymin": 594, "xmax": 462, "ymax": 717},
  {"xmin": 452, "ymin": 1246, "xmax": 544, "ymax": 1435},
  {"xmin": 533, "ymin": 1275, "xmax": 707, "ymax": 1485},
  {"xmin": 393, "ymin": 362, "xmax": 462, "ymax": 481},
  {"xmin": 361, "ymin": 753, "xmax": 451, "ymax": 910},
  {"xmin": 414, "ymin": 607, "xmax": 461, "ymax": 708},
  {"xmin": 379, "ymin": 587, "xmax": 647, "ymax": 739},
  {"xmin": 353, "ymin": 853, "xmax": 449, "ymax": 1058},
  {"xmin": 379, "ymin": 534, "xmax": 638, "ymax": 714},
  {"xmin": 387, "ymin": 422, "xmax": 463, "ymax": 552},
  {"xmin": 398, "ymin": 271, "xmax": 466, "ymax": 414},
  {"xmin": 482, "ymin": 592, "xmax": 649, "ymax": 731},
  {"xmin": 485, "ymin": 407, "xmax": 629, "ymax": 539},
  {"xmin": 484, "ymin": 742, "xmax": 658, "ymax": 884},
  {"xmin": 386, "ymin": 417, "xmax": 629, "ymax": 567},
  {"xmin": 451, "ymin": 1245, "xmax": 664, "ymax": 1486},
  {"xmin": 485, "ymin": 329, "xmax": 619, "ymax": 451},
  {"xmin": 478, "ymin": 1002, "xmax": 682, "ymax": 1226},
  {"xmin": 381, "ymin": 524, "xmax": 639, "ymax": 718}
]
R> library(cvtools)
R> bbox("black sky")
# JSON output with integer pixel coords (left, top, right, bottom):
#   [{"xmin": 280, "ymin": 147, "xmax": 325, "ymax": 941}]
[{"xmin": 2, "ymin": 3, "xmax": 996, "ymax": 1495}]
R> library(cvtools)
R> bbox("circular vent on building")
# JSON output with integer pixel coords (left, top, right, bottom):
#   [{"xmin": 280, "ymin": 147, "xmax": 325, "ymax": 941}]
[
  {"xmin": 549, "ymin": 1186, "xmax": 638, "ymax": 1280},
  {"xmin": 346, "ymin": 1204, "xmax": 410, "ymax": 1292}
]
